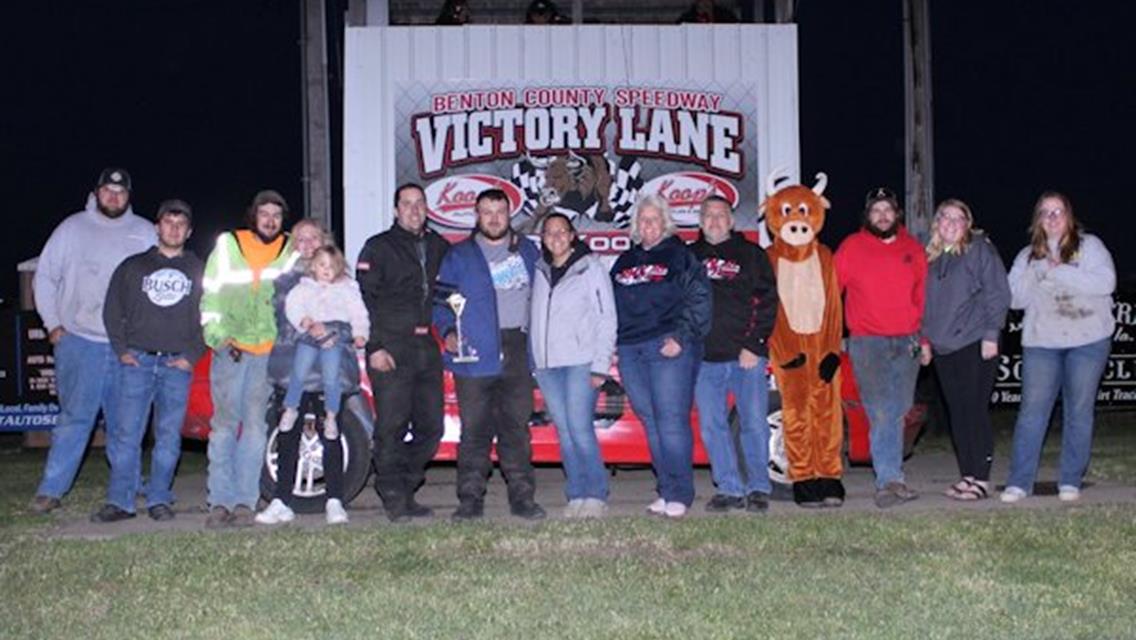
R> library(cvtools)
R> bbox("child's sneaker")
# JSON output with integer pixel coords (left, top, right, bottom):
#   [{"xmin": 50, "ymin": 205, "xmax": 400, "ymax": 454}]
[
  {"xmin": 325, "ymin": 498, "xmax": 348, "ymax": 525},
  {"xmin": 1058, "ymin": 485, "xmax": 1081, "ymax": 502},
  {"xmin": 278, "ymin": 408, "xmax": 299, "ymax": 433},
  {"xmin": 324, "ymin": 415, "xmax": 338, "ymax": 440}
]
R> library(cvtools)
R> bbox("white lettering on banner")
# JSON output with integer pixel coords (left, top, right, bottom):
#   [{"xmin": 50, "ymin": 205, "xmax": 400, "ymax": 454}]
[
  {"xmin": 615, "ymin": 107, "xmax": 742, "ymax": 177},
  {"xmin": 412, "ymin": 86, "xmax": 741, "ymax": 178},
  {"xmin": 414, "ymin": 106, "xmax": 608, "ymax": 177}
]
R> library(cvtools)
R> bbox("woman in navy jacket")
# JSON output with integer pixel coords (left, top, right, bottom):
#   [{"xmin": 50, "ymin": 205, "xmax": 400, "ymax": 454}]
[{"xmin": 611, "ymin": 195, "xmax": 712, "ymax": 518}]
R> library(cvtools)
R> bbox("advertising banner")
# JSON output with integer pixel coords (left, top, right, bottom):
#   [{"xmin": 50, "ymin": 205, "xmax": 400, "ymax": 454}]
[
  {"xmin": 397, "ymin": 82, "xmax": 765, "ymax": 240},
  {"xmin": 0, "ymin": 311, "xmax": 59, "ymax": 431}
]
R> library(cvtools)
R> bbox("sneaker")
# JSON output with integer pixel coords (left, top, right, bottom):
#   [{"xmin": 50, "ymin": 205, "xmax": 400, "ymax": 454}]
[
  {"xmin": 663, "ymin": 501, "xmax": 688, "ymax": 519},
  {"xmin": 746, "ymin": 492, "xmax": 770, "ymax": 513},
  {"xmin": 705, "ymin": 494, "xmax": 746, "ymax": 512},
  {"xmin": 278, "ymin": 407, "xmax": 299, "ymax": 433},
  {"xmin": 325, "ymin": 498, "xmax": 349, "ymax": 525},
  {"xmin": 255, "ymin": 498, "xmax": 295, "ymax": 525},
  {"xmin": 205, "ymin": 506, "xmax": 232, "ymax": 529},
  {"xmin": 452, "ymin": 501, "xmax": 484, "ymax": 522},
  {"xmin": 1000, "ymin": 486, "xmax": 1027, "ymax": 504},
  {"xmin": 563, "ymin": 499, "xmax": 585, "ymax": 519},
  {"xmin": 874, "ymin": 481, "xmax": 919, "ymax": 509},
  {"xmin": 405, "ymin": 498, "xmax": 434, "ymax": 519},
  {"xmin": 29, "ymin": 495, "xmax": 61, "ymax": 514},
  {"xmin": 511, "ymin": 500, "xmax": 547, "ymax": 521},
  {"xmin": 147, "ymin": 504, "xmax": 176, "ymax": 521},
  {"xmin": 90, "ymin": 504, "xmax": 135, "ymax": 523},
  {"xmin": 230, "ymin": 505, "xmax": 256, "ymax": 528},
  {"xmin": 578, "ymin": 498, "xmax": 608, "ymax": 519},
  {"xmin": 324, "ymin": 415, "xmax": 338, "ymax": 440},
  {"xmin": 646, "ymin": 497, "xmax": 667, "ymax": 516},
  {"xmin": 1057, "ymin": 485, "xmax": 1081, "ymax": 502}
]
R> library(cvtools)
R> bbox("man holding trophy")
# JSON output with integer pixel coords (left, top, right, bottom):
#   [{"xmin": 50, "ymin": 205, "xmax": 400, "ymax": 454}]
[{"xmin": 434, "ymin": 189, "xmax": 546, "ymax": 521}]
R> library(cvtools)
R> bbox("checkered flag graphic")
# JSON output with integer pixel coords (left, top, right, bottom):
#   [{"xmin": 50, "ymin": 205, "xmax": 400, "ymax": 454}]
[
  {"xmin": 510, "ymin": 154, "xmax": 643, "ymax": 228},
  {"xmin": 607, "ymin": 155, "xmax": 643, "ymax": 229}
]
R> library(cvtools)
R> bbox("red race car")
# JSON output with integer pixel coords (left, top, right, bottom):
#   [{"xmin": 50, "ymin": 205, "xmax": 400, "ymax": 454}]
[{"xmin": 181, "ymin": 346, "xmax": 928, "ymax": 511}]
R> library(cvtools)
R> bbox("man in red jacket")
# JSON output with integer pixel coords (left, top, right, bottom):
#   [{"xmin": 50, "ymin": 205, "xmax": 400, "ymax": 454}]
[{"xmin": 835, "ymin": 188, "xmax": 928, "ymax": 508}]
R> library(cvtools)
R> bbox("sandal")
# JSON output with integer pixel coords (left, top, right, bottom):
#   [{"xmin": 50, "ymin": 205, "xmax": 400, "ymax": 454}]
[
  {"xmin": 950, "ymin": 479, "xmax": 989, "ymax": 501},
  {"xmin": 944, "ymin": 479, "xmax": 971, "ymax": 499}
]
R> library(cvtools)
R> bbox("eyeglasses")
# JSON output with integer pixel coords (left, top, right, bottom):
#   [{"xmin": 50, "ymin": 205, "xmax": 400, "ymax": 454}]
[
  {"xmin": 1040, "ymin": 208, "xmax": 1065, "ymax": 219},
  {"xmin": 937, "ymin": 214, "xmax": 968, "ymax": 226}
]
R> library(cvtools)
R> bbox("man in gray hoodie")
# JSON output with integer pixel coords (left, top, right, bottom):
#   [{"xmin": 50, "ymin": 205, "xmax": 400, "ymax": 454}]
[{"xmin": 29, "ymin": 168, "xmax": 156, "ymax": 513}]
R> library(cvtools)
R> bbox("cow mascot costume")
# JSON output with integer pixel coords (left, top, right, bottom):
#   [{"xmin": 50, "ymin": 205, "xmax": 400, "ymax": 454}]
[{"xmin": 762, "ymin": 169, "xmax": 846, "ymax": 507}]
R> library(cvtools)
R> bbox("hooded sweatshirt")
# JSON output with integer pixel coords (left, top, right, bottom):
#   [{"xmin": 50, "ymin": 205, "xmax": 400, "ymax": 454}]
[
  {"xmin": 610, "ymin": 235, "xmax": 712, "ymax": 346},
  {"xmin": 33, "ymin": 193, "xmax": 157, "ymax": 342},
  {"xmin": 922, "ymin": 233, "xmax": 1011, "ymax": 355},
  {"xmin": 835, "ymin": 226, "xmax": 927, "ymax": 337},
  {"xmin": 102, "ymin": 246, "xmax": 206, "ymax": 362},
  {"xmin": 1007, "ymin": 233, "xmax": 1115, "ymax": 348},
  {"xmin": 690, "ymin": 231, "xmax": 779, "ymax": 361}
]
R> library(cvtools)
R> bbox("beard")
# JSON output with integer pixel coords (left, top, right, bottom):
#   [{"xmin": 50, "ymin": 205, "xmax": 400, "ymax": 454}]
[
  {"xmin": 868, "ymin": 220, "xmax": 897, "ymax": 239},
  {"xmin": 478, "ymin": 224, "xmax": 510, "ymax": 241},
  {"xmin": 255, "ymin": 228, "xmax": 282, "ymax": 244},
  {"xmin": 97, "ymin": 201, "xmax": 127, "ymax": 219}
]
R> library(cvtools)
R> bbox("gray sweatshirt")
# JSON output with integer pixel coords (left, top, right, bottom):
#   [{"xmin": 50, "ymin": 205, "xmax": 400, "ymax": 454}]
[
  {"xmin": 922, "ymin": 234, "xmax": 1011, "ymax": 355},
  {"xmin": 1008, "ymin": 233, "xmax": 1115, "ymax": 348},
  {"xmin": 33, "ymin": 194, "xmax": 157, "ymax": 342}
]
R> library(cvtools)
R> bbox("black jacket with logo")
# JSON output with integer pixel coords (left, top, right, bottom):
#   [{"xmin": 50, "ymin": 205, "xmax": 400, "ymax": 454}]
[
  {"xmin": 690, "ymin": 232, "xmax": 778, "ymax": 361},
  {"xmin": 356, "ymin": 223, "xmax": 450, "ymax": 352},
  {"xmin": 102, "ymin": 246, "xmax": 206, "ymax": 362}
]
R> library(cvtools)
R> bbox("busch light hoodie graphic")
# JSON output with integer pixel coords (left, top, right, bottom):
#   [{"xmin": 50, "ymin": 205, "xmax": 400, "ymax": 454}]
[{"xmin": 103, "ymin": 246, "xmax": 206, "ymax": 363}]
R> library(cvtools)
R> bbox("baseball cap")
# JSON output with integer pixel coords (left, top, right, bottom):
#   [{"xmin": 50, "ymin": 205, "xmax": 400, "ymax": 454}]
[
  {"xmin": 864, "ymin": 187, "xmax": 899, "ymax": 210},
  {"xmin": 97, "ymin": 167, "xmax": 132, "ymax": 192},
  {"xmin": 156, "ymin": 198, "xmax": 193, "ymax": 224}
]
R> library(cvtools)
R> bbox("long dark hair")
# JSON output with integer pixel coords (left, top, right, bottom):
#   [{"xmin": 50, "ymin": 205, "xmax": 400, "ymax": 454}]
[{"xmin": 1028, "ymin": 191, "xmax": 1082, "ymax": 263}]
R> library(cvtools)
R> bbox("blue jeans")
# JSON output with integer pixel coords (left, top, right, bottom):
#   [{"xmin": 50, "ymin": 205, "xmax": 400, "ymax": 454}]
[
  {"xmin": 1006, "ymin": 337, "xmax": 1110, "ymax": 492},
  {"xmin": 207, "ymin": 350, "xmax": 271, "ymax": 509},
  {"xmin": 106, "ymin": 351, "xmax": 192, "ymax": 512},
  {"xmin": 535, "ymin": 364, "xmax": 608, "ymax": 501},
  {"xmin": 37, "ymin": 333, "xmax": 119, "ymax": 499},
  {"xmin": 694, "ymin": 358, "xmax": 771, "ymax": 497},
  {"xmin": 848, "ymin": 335, "xmax": 920, "ymax": 489},
  {"xmin": 618, "ymin": 336, "xmax": 699, "ymax": 506},
  {"xmin": 283, "ymin": 342, "xmax": 343, "ymax": 414}
]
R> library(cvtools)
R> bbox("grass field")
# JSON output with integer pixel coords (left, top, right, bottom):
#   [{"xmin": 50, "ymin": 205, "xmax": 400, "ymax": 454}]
[{"xmin": 1, "ymin": 416, "xmax": 1133, "ymax": 639}]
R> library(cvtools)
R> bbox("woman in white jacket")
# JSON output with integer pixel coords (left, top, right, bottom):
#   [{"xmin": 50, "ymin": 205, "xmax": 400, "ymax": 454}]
[
  {"xmin": 1002, "ymin": 191, "xmax": 1115, "ymax": 503},
  {"xmin": 530, "ymin": 213, "xmax": 617, "ymax": 518}
]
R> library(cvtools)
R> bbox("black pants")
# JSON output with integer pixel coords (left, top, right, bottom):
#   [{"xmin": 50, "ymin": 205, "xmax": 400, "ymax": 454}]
[
  {"xmin": 933, "ymin": 340, "xmax": 998, "ymax": 481},
  {"xmin": 275, "ymin": 411, "xmax": 344, "ymax": 502},
  {"xmin": 369, "ymin": 336, "xmax": 445, "ymax": 508},
  {"xmin": 454, "ymin": 329, "xmax": 536, "ymax": 507}
]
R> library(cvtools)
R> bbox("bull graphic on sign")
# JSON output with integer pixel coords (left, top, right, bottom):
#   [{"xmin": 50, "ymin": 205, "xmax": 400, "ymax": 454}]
[{"xmin": 511, "ymin": 152, "xmax": 643, "ymax": 234}]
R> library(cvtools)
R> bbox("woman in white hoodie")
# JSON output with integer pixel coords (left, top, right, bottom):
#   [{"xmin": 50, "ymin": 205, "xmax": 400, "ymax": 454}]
[
  {"xmin": 530, "ymin": 213, "xmax": 618, "ymax": 518},
  {"xmin": 1002, "ymin": 192, "xmax": 1115, "ymax": 503}
]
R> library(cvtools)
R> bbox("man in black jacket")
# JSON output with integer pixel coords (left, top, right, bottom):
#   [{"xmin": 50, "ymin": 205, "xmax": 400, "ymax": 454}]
[
  {"xmin": 690, "ymin": 196, "xmax": 778, "ymax": 513},
  {"xmin": 356, "ymin": 183, "xmax": 450, "ymax": 522},
  {"xmin": 92, "ymin": 199, "xmax": 205, "ymax": 523}
]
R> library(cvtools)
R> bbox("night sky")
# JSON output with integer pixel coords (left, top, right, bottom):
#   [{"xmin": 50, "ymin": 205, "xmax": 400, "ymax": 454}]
[{"xmin": 4, "ymin": 0, "xmax": 1134, "ymax": 305}]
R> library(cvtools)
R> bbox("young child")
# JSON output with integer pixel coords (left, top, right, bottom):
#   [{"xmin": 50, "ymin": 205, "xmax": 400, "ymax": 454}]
[{"xmin": 279, "ymin": 244, "xmax": 369, "ymax": 440}]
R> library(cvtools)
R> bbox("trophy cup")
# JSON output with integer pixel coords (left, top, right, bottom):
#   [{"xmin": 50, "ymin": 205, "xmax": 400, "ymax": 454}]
[{"xmin": 446, "ymin": 292, "xmax": 479, "ymax": 363}]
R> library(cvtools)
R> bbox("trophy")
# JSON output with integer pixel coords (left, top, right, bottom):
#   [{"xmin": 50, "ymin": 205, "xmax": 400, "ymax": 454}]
[{"xmin": 446, "ymin": 291, "xmax": 479, "ymax": 363}]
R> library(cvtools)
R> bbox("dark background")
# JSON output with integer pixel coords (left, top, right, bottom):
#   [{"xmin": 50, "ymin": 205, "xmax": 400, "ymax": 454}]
[{"xmin": 4, "ymin": 0, "xmax": 1134, "ymax": 305}]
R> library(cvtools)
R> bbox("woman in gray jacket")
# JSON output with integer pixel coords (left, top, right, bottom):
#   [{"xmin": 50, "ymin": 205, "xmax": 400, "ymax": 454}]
[
  {"xmin": 530, "ymin": 213, "xmax": 618, "ymax": 518},
  {"xmin": 919, "ymin": 199, "xmax": 1010, "ymax": 500}
]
